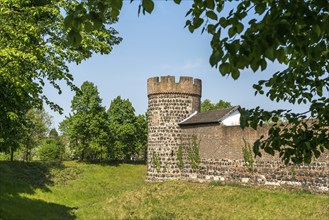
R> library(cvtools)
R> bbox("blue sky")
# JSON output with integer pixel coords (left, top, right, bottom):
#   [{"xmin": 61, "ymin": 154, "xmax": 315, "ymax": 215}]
[{"xmin": 45, "ymin": 1, "xmax": 308, "ymax": 129}]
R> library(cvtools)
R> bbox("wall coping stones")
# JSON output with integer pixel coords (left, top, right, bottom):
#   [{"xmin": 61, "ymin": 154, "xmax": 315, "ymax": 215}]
[{"xmin": 147, "ymin": 76, "xmax": 202, "ymax": 97}]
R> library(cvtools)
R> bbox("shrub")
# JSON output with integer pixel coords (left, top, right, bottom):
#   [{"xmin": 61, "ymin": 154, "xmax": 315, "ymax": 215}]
[{"xmin": 37, "ymin": 139, "xmax": 63, "ymax": 161}]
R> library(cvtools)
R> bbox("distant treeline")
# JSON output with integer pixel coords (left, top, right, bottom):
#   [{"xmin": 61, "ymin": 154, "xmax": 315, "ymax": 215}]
[{"xmin": 0, "ymin": 81, "xmax": 147, "ymax": 163}]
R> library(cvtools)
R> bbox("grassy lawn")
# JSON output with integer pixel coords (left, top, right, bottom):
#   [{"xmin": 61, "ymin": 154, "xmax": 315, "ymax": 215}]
[{"xmin": 0, "ymin": 161, "xmax": 328, "ymax": 220}]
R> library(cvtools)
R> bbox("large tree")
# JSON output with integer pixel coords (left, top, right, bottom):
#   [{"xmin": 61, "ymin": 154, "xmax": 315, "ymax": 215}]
[
  {"xmin": 184, "ymin": 0, "xmax": 329, "ymax": 164},
  {"xmin": 134, "ymin": 113, "xmax": 148, "ymax": 161},
  {"xmin": 0, "ymin": 0, "xmax": 121, "ymax": 154},
  {"xmin": 21, "ymin": 108, "xmax": 52, "ymax": 161},
  {"xmin": 107, "ymin": 96, "xmax": 138, "ymax": 161},
  {"xmin": 59, "ymin": 81, "xmax": 110, "ymax": 161},
  {"xmin": 3, "ymin": 0, "xmax": 328, "ymax": 163},
  {"xmin": 65, "ymin": 0, "xmax": 328, "ymax": 164}
]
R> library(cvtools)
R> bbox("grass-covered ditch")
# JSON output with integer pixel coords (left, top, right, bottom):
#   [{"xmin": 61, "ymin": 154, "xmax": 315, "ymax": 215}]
[{"xmin": 0, "ymin": 161, "xmax": 328, "ymax": 219}]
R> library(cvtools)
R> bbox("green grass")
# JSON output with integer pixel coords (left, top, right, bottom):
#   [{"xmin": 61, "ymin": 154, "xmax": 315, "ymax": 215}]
[{"xmin": 0, "ymin": 161, "xmax": 328, "ymax": 220}]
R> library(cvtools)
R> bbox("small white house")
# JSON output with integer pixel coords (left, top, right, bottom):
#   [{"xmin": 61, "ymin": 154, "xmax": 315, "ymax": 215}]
[{"xmin": 179, "ymin": 106, "xmax": 241, "ymax": 126}]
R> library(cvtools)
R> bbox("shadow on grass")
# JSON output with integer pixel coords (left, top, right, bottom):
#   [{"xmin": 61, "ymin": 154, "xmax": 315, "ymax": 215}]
[
  {"xmin": 83, "ymin": 159, "xmax": 146, "ymax": 166},
  {"xmin": 208, "ymin": 181, "xmax": 251, "ymax": 188},
  {"xmin": 0, "ymin": 161, "xmax": 76, "ymax": 220}
]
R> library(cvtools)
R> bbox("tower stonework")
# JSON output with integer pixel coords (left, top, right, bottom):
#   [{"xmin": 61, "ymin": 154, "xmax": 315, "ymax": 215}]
[{"xmin": 147, "ymin": 76, "xmax": 202, "ymax": 180}]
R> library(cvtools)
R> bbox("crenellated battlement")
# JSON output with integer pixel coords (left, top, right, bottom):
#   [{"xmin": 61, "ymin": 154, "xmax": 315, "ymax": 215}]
[
  {"xmin": 147, "ymin": 76, "xmax": 202, "ymax": 97},
  {"xmin": 147, "ymin": 75, "xmax": 202, "ymax": 180},
  {"xmin": 146, "ymin": 76, "xmax": 329, "ymax": 192}
]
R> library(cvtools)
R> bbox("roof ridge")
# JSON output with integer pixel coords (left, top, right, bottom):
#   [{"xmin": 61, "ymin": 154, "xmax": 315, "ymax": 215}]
[
  {"xmin": 178, "ymin": 111, "xmax": 198, "ymax": 124},
  {"xmin": 179, "ymin": 105, "xmax": 240, "ymax": 126}
]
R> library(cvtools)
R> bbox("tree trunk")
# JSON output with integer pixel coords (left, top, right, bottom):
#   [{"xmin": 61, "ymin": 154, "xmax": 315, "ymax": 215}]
[
  {"xmin": 144, "ymin": 145, "xmax": 147, "ymax": 164},
  {"xmin": 81, "ymin": 148, "xmax": 85, "ymax": 161},
  {"xmin": 24, "ymin": 144, "xmax": 29, "ymax": 161},
  {"xmin": 59, "ymin": 145, "xmax": 62, "ymax": 161},
  {"xmin": 10, "ymin": 146, "xmax": 14, "ymax": 161}
]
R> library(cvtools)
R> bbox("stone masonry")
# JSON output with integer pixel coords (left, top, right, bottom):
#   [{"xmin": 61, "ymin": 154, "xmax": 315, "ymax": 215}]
[
  {"xmin": 147, "ymin": 76, "xmax": 201, "ymax": 180},
  {"xmin": 180, "ymin": 123, "xmax": 329, "ymax": 192},
  {"xmin": 146, "ymin": 76, "xmax": 329, "ymax": 192}
]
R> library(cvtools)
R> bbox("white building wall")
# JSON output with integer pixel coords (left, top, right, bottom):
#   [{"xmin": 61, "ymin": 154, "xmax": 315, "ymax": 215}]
[{"xmin": 222, "ymin": 110, "xmax": 240, "ymax": 126}]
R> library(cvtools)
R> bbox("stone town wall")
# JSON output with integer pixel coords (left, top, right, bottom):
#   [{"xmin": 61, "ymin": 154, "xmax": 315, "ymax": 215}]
[
  {"xmin": 147, "ymin": 76, "xmax": 201, "ymax": 180},
  {"xmin": 179, "ymin": 124, "xmax": 329, "ymax": 192},
  {"xmin": 146, "ymin": 75, "xmax": 328, "ymax": 192}
]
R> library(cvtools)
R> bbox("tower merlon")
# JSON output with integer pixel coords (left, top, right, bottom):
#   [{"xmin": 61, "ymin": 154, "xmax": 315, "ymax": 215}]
[{"xmin": 147, "ymin": 76, "xmax": 202, "ymax": 97}]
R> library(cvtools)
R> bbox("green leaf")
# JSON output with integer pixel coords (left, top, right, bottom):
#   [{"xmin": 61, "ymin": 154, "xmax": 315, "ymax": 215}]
[
  {"xmin": 225, "ymin": 42, "xmax": 238, "ymax": 54},
  {"xmin": 228, "ymin": 27, "xmax": 236, "ymax": 37},
  {"xmin": 304, "ymin": 156, "xmax": 312, "ymax": 164},
  {"xmin": 68, "ymin": 30, "xmax": 82, "ymax": 47},
  {"xmin": 111, "ymin": 0, "xmax": 123, "ymax": 10},
  {"xmin": 239, "ymin": 108, "xmax": 248, "ymax": 129},
  {"xmin": 216, "ymin": 3, "xmax": 223, "ymax": 13},
  {"xmin": 93, "ymin": 18, "xmax": 102, "ymax": 29},
  {"xmin": 188, "ymin": 25, "xmax": 194, "ymax": 33},
  {"xmin": 237, "ymin": 56, "xmax": 248, "ymax": 69},
  {"xmin": 206, "ymin": 11, "xmax": 218, "ymax": 21},
  {"xmin": 206, "ymin": 0, "xmax": 215, "ymax": 10},
  {"xmin": 248, "ymin": 19, "xmax": 257, "ymax": 25},
  {"xmin": 111, "ymin": 8, "xmax": 120, "ymax": 18},
  {"xmin": 184, "ymin": 20, "xmax": 191, "ymax": 28},
  {"xmin": 219, "ymin": 63, "xmax": 230, "ymax": 75},
  {"xmin": 84, "ymin": 22, "xmax": 93, "ymax": 32},
  {"xmin": 90, "ymin": 12, "xmax": 102, "ymax": 29},
  {"xmin": 207, "ymin": 24, "xmax": 216, "ymax": 34},
  {"xmin": 72, "ymin": 18, "xmax": 83, "ymax": 31},
  {"xmin": 265, "ymin": 47, "xmax": 275, "ymax": 61},
  {"xmin": 255, "ymin": 3, "xmax": 266, "ymax": 15},
  {"xmin": 173, "ymin": 0, "xmax": 182, "ymax": 4},
  {"xmin": 64, "ymin": 14, "xmax": 73, "ymax": 29},
  {"xmin": 250, "ymin": 59, "xmax": 259, "ymax": 72},
  {"xmin": 239, "ymin": 12, "xmax": 247, "ymax": 20},
  {"xmin": 194, "ymin": 17, "xmax": 204, "ymax": 29},
  {"xmin": 313, "ymin": 149, "xmax": 321, "ymax": 158},
  {"xmin": 231, "ymin": 69, "xmax": 240, "ymax": 80},
  {"xmin": 260, "ymin": 59, "xmax": 267, "ymax": 71},
  {"xmin": 142, "ymin": 0, "xmax": 154, "ymax": 14},
  {"xmin": 253, "ymin": 140, "xmax": 262, "ymax": 157},
  {"xmin": 236, "ymin": 23, "xmax": 244, "ymax": 34},
  {"xmin": 209, "ymin": 50, "xmax": 221, "ymax": 67},
  {"xmin": 313, "ymin": 24, "xmax": 321, "ymax": 37},
  {"xmin": 185, "ymin": 9, "xmax": 193, "ymax": 16},
  {"xmin": 276, "ymin": 48, "xmax": 286, "ymax": 63},
  {"xmin": 264, "ymin": 146, "xmax": 275, "ymax": 156},
  {"xmin": 219, "ymin": 17, "xmax": 228, "ymax": 28}
]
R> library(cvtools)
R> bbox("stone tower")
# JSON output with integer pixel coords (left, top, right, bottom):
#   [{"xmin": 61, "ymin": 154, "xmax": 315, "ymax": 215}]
[{"xmin": 147, "ymin": 76, "xmax": 202, "ymax": 180}]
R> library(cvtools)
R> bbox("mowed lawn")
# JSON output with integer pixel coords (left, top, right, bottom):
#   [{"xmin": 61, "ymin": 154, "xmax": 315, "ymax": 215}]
[{"xmin": 0, "ymin": 161, "xmax": 328, "ymax": 220}]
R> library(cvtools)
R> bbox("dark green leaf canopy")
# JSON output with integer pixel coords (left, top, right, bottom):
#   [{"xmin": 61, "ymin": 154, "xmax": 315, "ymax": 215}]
[
  {"xmin": 201, "ymin": 99, "xmax": 232, "ymax": 112},
  {"xmin": 2, "ymin": 0, "xmax": 328, "ymax": 163},
  {"xmin": 60, "ymin": 81, "xmax": 109, "ymax": 161},
  {"xmin": 107, "ymin": 96, "xmax": 137, "ymax": 161},
  {"xmin": 0, "ymin": 0, "xmax": 121, "ymax": 155}
]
